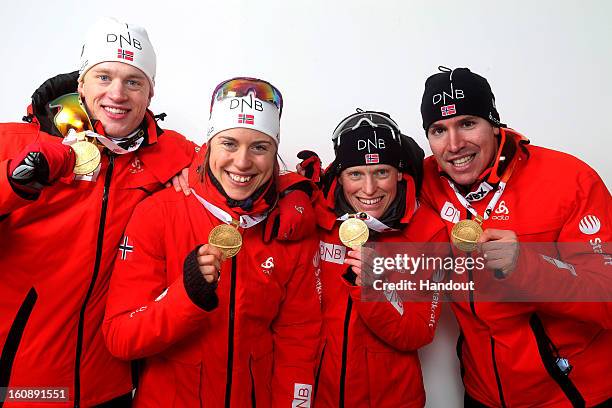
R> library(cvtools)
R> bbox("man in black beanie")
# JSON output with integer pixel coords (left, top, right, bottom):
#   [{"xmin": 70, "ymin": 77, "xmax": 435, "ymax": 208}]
[{"xmin": 419, "ymin": 66, "xmax": 611, "ymax": 407}]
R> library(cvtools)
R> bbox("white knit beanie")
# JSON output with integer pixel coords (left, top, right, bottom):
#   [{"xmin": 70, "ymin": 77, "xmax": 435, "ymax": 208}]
[
  {"xmin": 78, "ymin": 17, "xmax": 156, "ymax": 91},
  {"xmin": 207, "ymin": 92, "xmax": 281, "ymax": 144}
]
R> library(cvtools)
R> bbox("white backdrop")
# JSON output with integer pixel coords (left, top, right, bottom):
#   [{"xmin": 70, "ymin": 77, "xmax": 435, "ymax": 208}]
[{"xmin": 2, "ymin": 1, "xmax": 611, "ymax": 406}]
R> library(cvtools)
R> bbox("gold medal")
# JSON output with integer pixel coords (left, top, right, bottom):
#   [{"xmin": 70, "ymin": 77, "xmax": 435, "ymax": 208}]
[
  {"xmin": 451, "ymin": 217, "xmax": 483, "ymax": 252},
  {"xmin": 208, "ymin": 223, "xmax": 242, "ymax": 258},
  {"xmin": 339, "ymin": 218, "xmax": 369, "ymax": 249},
  {"xmin": 72, "ymin": 140, "xmax": 101, "ymax": 175}
]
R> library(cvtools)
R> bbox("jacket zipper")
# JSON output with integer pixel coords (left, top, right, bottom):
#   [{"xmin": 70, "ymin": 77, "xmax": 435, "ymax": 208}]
[
  {"xmin": 465, "ymin": 212, "xmax": 507, "ymax": 408},
  {"xmin": 73, "ymin": 154, "xmax": 115, "ymax": 408},
  {"xmin": 249, "ymin": 356, "xmax": 256, "ymax": 408},
  {"xmin": 0, "ymin": 288, "xmax": 38, "ymax": 408},
  {"xmin": 224, "ymin": 256, "xmax": 238, "ymax": 408},
  {"xmin": 490, "ymin": 337, "xmax": 507, "ymax": 408},
  {"xmin": 338, "ymin": 295, "xmax": 352, "ymax": 408},
  {"xmin": 313, "ymin": 342, "xmax": 326, "ymax": 402},
  {"xmin": 529, "ymin": 314, "xmax": 584, "ymax": 407}
]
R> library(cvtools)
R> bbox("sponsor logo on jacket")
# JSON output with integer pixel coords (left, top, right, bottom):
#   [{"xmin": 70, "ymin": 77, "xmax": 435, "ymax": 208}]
[
  {"xmin": 129, "ymin": 157, "xmax": 144, "ymax": 174},
  {"xmin": 579, "ymin": 215, "xmax": 601, "ymax": 235},
  {"xmin": 261, "ymin": 257, "xmax": 274, "ymax": 275},
  {"xmin": 491, "ymin": 200, "xmax": 510, "ymax": 221},
  {"xmin": 580, "ymin": 215, "xmax": 612, "ymax": 266},
  {"xmin": 320, "ymin": 241, "xmax": 346, "ymax": 265},
  {"xmin": 313, "ymin": 251, "xmax": 322, "ymax": 303},
  {"xmin": 465, "ymin": 182, "xmax": 493, "ymax": 202},
  {"xmin": 440, "ymin": 201, "xmax": 460, "ymax": 224},
  {"xmin": 292, "ymin": 383, "xmax": 312, "ymax": 407},
  {"xmin": 588, "ymin": 238, "xmax": 612, "ymax": 266}
]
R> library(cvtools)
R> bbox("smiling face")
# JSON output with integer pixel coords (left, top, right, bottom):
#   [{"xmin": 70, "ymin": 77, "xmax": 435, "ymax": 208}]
[
  {"xmin": 78, "ymin": 62, "xmax": 152, "ymax": 138},
  {"xmin": 338, "ymin": 164, "xmax": 402, "ymax": 219},
  {"xmin": 427, "ymin": 115, "xmax": 499, "ymax": 187},
  {"xmin": 208, "ymin": 128, "xmax": 277, "ymax": 201}
]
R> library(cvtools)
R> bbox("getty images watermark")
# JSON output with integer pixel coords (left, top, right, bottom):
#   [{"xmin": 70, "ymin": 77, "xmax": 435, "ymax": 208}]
[{"xmin": 355, "ymin": 242, "xmax": 612, "ymax": 303}]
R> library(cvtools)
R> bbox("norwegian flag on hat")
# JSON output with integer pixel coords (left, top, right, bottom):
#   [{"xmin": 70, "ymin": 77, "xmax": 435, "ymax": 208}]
[
  {"xmin": 441, "ymin": 104, "xmax": 456, "ymax": 117},
  {"xmin": 238, "ymin": 113, "xmax": 254, "ymax": 124},
  {"xmin": 117, "ymin": 48, "xmax": 134, "ymax": 61},
  {"xmin": 365, "ymin": 153, "xmax": 380, "ymax": 164}
]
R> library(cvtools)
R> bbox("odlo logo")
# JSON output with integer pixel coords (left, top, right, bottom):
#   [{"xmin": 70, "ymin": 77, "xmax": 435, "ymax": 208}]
[
  {"xmin": 261, "ymin": 257, "xmax": 274, "ymax": 275},
  {"xmin": 491, "ymin": 201, "xmax": 510, "ymax": 221}
]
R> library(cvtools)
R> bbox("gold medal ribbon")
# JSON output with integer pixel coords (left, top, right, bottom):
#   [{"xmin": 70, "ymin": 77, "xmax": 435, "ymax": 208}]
[
  {"xmin": 191, "ymin": 189, "xmax": 268, "ymax": 258},
  {"xmin": 448, "ymin": 161, "xmax": 517, "ymax": 252}
]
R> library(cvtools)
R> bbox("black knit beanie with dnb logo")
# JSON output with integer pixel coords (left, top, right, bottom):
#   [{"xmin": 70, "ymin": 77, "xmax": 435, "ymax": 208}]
[{"xmin": 420, "ymin": 66, "xmax": 505, "ymax": 133}]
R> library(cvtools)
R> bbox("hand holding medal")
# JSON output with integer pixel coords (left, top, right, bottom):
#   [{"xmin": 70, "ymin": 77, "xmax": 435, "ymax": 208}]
[
  {"xmin": 196, "ymin": 244, "xmax": 224, "ymax": 283},
  {"xmin": 447, "ymin": 158, "xmax": 517, "ymax": 255},
  {"xmin": 478, "ymin": 229, "xmax": 520, "ymax": 278},
  {"xmin": 339, "ymin": 215, "xmax": 370, "ymax": 286},
  {"xmin": 339, "ymin": 215, "xmax": 369, "ymax": 249},
  {"xmin": 208, "ymin": 222, "xmax": 242, "ymax": 258}
]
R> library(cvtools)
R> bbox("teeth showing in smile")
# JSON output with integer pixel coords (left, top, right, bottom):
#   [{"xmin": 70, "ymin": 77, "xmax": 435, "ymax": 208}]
[
  {"xmin": 104, "ymin": 106, "xmax": 128, "ymax": 114},
  {"xmin": 358, "ymin": 197, "xmax": 383, "ymax": 205},
  {"xmin": 228, "ymin": 172, "xmax": 252, "ymax": 183},
  {"xmin": 452, "ymin": 155, "xmax": 475, "ymax": 166}
]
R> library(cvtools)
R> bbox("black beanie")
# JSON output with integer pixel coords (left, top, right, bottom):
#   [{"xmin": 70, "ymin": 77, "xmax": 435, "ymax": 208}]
[
  {"xmin": 327, "ymin": 110, "xmax": 424, "ymax": 195},
  {"xmin": 420, "ymin": 66, "xmax": 505, "ymax": 132},
  {"xmin": 334, "ymin": 126, "xmax": 402, "ymax": 171}
]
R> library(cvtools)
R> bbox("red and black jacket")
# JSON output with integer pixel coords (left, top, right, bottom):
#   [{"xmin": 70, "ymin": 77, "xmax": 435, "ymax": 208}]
[
  {"xmin": 0, "ymin": 74, "xmax": 196, "ymax": 407},
  {"xmin": 314, "ymin": 170, "xmax": 449, "ymax": 408},
  {"xmin": 421, "ymin": 129, "xmax": 612, "ymax": 407}
]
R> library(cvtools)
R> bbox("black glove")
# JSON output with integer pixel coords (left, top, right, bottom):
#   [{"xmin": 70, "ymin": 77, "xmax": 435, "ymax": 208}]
[{"xmin": 8, "ymin": 142, "xmax": 75, "ymax": 199}]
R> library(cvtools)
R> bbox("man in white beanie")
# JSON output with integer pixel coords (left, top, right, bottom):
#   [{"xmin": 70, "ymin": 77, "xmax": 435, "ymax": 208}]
[{"xmin": 0, "ymin": 17, "xmax": 196, "ymax": 407}]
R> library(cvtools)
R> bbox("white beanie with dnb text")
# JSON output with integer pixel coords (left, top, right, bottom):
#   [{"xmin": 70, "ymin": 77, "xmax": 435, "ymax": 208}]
[{"xmin": 78, "ymin": 17, "xmax": 156, "ymax": 92}]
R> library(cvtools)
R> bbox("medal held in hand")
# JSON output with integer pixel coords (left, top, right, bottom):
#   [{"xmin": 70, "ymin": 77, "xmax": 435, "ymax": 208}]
[
  {"xmin": 451, "ymin": 216, "xmax": 483, "ymax": 252},
  {"xmin": 72, "ymin": 139, "xmax": 101, "ymax": 175},
  {"xmin": 447, "ymin": 154, "xmax": 517, "ymax": 253},
  {"xmin": 208, "ymin": 223, "xmax": 242, "ymax": 258},
  {"xmin": 339, "ymin": 217, "xmax": 369, "ymax": 249}
]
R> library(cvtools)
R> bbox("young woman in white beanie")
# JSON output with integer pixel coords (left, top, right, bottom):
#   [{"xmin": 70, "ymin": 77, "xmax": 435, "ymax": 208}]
[{"xmin": 103, "ymin": 78, "xmax": 322, "ymax": 407}]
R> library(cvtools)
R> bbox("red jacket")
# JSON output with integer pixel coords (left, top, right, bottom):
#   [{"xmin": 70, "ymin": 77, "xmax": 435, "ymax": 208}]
[
  {"xmin": 421, "ymin": 129, "xmax": 612, "ymax": 407},
  {"xmin": 314, "ymin": 174, "xmax": 449, "ymax": 407},
  {"xmin": 102, "ymin": 183, "xmax": 322, "ymax": 407},
  {"xmin": 0, "ymin": 111, "xmax": 195, "ymax": 407}
]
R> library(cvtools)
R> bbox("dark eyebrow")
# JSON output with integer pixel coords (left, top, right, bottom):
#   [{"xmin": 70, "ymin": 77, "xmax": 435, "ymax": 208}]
[
  {"xmin": 90, "ymin": 68, "xmax": 146, "ymax": 81},
  {"xmin": 252, "ymin": 140, "xmax": 273, "ymax": 146},
  {"xmin": 218, "ymin": 136, "xmax": 238, "ymax": 143},
  {"xmin": 91, "ymin": 68, "xmax": 111, "ymax": 75}
]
